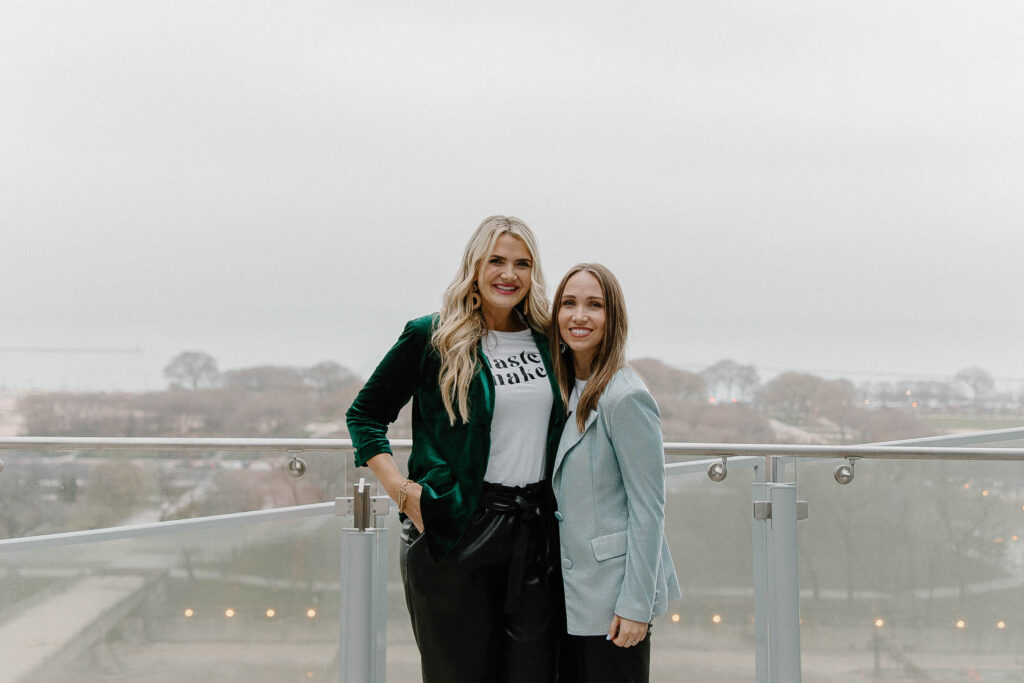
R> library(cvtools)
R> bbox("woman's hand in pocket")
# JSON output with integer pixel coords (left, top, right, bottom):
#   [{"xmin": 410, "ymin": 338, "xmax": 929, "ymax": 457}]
[{"xmin": 403, "ymin": 481, "xmax": 425, "ymax": 532}]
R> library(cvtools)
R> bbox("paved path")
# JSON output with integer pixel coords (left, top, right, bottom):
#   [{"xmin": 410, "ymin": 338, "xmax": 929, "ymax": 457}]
[{"xmin": 0, "ymin": 574, "xmax": 147, "ymax": 683}]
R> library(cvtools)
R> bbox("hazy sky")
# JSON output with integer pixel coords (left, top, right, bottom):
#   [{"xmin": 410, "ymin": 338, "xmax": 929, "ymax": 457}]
[{"xmin": 2, "ymin": 1, "xmax": 1023, "ymax": 391}]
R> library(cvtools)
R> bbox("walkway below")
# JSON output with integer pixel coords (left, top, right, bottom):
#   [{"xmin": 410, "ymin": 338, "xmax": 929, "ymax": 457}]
[{"xmin": 0, "ymin": 574, "xmax": 147, "ymax": 683}]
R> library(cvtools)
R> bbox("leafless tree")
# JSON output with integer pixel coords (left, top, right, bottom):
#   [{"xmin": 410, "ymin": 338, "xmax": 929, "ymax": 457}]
[
  {"xmin": 304, "ymin": 361, "xmax": 358, "ymax": 396},
  {"xmin": 631, "ymin": 357, "xmax": 706, "ymax": 400},
  {"xmin": 164, "ymin": 351, "xmax": 221, "ymax": 390},
  {"xmin": 701, "ymin": 358, "xmax": 760, "ymax": 400},
  {"xmin": 755, "ymin": 371, "xmax": 822, "ymax": 424},
  {"xmin": 954, "ymin": 366, "xmax": 994, "ymax": 408},
  {"xmin": 0, "ymin": 461, "xmax": 54, "ymax": 539},
  {"xmin": 223, "ymin": 365, "xmax": 305, "ymax": 393}
]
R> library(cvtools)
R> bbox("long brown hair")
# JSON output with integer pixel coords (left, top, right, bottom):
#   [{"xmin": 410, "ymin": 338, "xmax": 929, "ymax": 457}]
[
  {"xmin": 549, "ymin": 263, "xmax": 628, "ymax": 432},
  {"xmin": 432, "ymin": 216, "xmax": 550, "ymax": 425}
]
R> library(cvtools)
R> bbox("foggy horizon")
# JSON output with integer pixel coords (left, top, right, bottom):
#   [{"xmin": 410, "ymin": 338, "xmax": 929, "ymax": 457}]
[
  {"xmin": 3, "ymin": 1, "xmax": 1023, "ymax": 393},
  {"xmin": 1, "ymin": 328, "xmax": 1020, "ymax": 395}
]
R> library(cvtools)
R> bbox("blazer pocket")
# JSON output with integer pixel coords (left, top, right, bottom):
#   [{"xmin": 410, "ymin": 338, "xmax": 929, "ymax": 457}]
[{"xmin": 591, "ymin": 530, "xmax": 627, "ymax": 562}]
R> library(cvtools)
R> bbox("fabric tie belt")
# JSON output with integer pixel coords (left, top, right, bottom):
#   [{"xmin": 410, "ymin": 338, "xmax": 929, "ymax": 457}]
[{"xmin": 479, "ymin": 480, "xmax": 546, "ymax": 614}]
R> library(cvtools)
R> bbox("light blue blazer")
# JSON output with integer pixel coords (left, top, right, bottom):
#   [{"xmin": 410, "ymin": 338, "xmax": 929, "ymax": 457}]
[{"xmin": 553, "ymin": 366, "xmax": 682, "ymax": 636}]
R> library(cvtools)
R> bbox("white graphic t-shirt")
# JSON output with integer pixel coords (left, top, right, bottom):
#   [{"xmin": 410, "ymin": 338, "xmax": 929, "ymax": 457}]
[{"xmin": 481, "ymin": 329, "xmax": 553, "ymax": 486}]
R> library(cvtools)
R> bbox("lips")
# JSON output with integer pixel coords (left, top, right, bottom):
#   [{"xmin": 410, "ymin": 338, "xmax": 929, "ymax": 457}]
[
  {"xmin": 568, "ymin": 327, "xmax": 591, "ymax": 337},
  {"xmin": 492, "ymin": 283, "xmax": 519, "ymax": 296}
]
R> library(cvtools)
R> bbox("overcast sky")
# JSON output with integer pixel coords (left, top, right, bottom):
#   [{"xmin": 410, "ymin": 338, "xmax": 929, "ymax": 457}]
[{"xmin": 2, "ymin": 1, "xmax": 1023, "ymax": 391}]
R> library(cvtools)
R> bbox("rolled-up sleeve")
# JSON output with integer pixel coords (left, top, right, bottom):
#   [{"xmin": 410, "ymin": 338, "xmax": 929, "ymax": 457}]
[{"xmin": 346, "ymin": 320, "xmax": 426, "ymax": 467}]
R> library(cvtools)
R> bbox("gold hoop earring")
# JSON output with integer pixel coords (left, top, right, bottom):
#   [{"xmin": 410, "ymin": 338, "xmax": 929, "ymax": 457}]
[{"xmin": 470, "ymin": 283, "xmax": 481, "ymax": 310}]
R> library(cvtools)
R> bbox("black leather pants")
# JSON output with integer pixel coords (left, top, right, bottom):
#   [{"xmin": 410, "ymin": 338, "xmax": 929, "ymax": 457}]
[{"xmin": 400, "ymin": 481, "xmax": 561, "ymax": 683}]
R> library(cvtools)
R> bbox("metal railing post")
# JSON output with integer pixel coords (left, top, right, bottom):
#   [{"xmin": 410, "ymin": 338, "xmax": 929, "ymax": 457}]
[
  {"xmin": 767, "ymin": 481, "xmax": 801, "ymax": 682},
  {"xmin": 751, "ymin": 460, "xmax": 770, "ymax": 683},
  {"xmin": 336, "ymin": 478, "xmax": 390, "ymax": 683},
  {"xmin": 752, "ymin": 456, "xmax": 804, "ymax": 681}
]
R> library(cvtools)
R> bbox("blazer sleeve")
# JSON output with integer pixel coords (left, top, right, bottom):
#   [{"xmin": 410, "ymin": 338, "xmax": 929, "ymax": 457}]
[
  {"xmin": 605, "ymin": 385, "xmax": 667, "ymax": 623},
  {"xmin": 345, "ymin": 318, "xmax": 428, "ymax": 467}
]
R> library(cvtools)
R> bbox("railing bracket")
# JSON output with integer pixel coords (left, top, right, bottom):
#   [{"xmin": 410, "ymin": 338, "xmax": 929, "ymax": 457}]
[
  {"xmin": 753, "ymin": 501, "xmax": 808, "ymax": 521},
  {"xmin": 335, "ymin": 478, "xmax": 390, "ymax": 530}
]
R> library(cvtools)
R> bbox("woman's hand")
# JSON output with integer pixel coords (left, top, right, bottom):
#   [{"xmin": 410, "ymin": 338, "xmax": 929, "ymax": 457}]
[
  {"xmin": 608, "ymin": 614, "xmax": 648, "ymax": 648},
  {"xmin": 402, "ymin": 480, "xmax": 425, "ymax": 532},
  {"xmin": 366, "ymin": 453, "xmax": 425, "ymax": 532}
]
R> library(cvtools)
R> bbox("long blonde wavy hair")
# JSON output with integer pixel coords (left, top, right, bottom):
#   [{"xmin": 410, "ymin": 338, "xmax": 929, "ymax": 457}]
[{"xmin": 432, "ymin": 216, "xmax": 550, "ymax": 425}]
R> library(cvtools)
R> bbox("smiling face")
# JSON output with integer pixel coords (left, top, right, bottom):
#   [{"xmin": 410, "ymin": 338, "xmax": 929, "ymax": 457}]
[
  {"xmin": 556, "ymin": 270, "xmax": 606, "ymax": 378},
  {"xmin": 475, "ymin": 233, "xmax": 533, "ymax": 330}
]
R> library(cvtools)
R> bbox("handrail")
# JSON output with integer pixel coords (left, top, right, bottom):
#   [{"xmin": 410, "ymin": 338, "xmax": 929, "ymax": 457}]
[
  {"xmin": 0, "ymin": 501, "xmax": 336, "ymax": 553},
  {"xmin": 663, "ymin": 443, "xmax": 1024, "ymax": 461},
  {"xmin": 0, "ymin": 436, "xmax": 378, "ymax": 451},
  {"xmin": 2, "ymin": 426, "xmax": 1023, "ymax": 459}
]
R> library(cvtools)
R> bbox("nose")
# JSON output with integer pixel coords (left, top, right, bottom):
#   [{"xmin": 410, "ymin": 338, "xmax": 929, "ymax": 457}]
[{"xmin": 500, "ymin": 263, "xmax": 516, "ymax": 279}]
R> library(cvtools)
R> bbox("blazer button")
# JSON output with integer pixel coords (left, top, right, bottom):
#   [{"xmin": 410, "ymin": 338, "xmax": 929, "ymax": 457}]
[
  {"xmin": 553, "ymin": 511, "xmax": 564, "ymax": 522},
  {"xmin": 561, "ymin": 558, "xmax": 573, "ymax": 570}
]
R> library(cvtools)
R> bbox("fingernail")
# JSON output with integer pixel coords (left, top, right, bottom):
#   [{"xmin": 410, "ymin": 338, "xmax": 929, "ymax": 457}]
[{"xmin": 605, "ymin": 634, "xmax": 612, "ymax": 640}]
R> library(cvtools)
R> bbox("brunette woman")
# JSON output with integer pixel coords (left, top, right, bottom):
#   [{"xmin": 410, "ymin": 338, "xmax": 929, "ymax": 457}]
[
  {"xmin": 549, "ymin": 263, "xmax": 681, "ymax": 683},
  {"xmin": 346, "ymin": 216, "xmax": 565, "ymax": 682}
]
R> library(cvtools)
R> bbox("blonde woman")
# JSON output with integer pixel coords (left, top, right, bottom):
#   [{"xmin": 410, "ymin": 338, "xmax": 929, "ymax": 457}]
[
  {"xmin": 549, "ymin": 263, "xmax": 681, "ymax": 682},
  {"xmin": 346, "ymin": 216, "xmax": 565, "ymax": 682}
]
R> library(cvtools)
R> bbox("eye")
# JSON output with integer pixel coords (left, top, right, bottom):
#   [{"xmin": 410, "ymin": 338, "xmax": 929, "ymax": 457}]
[
  {"xmin": 588, "ymin": 301, "xmax": 603, "ymax": 309},
  {"xmin": 515, "ymin": 260, "xmax": 532, "ymax": 269},
  {"xmin": 489, "ymin": 257, "xmax": 503, "ymax": 265},
  {"xmin": 561, "ymin": 298, "xmax": 575, "ymax": 307}
]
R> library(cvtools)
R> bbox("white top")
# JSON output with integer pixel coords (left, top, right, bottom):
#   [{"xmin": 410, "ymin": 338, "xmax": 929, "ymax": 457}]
[
  {"xmin": 568, "ymin": 378, "xmax": 587, "ymax": 415},
  {"xmin": 481, "ymin": 329, "xmax": 553, "ymax": 486}
]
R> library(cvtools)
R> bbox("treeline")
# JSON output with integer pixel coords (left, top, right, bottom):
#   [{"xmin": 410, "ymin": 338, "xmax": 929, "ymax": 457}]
[
  {"xmin": 16, "ymin": 350, "xmax": 1006, "ymax": 446},
  {"xmin": 19, "ymin": 353, "xmax": 365, "ymax": 438},
  {"xmin": 630, "ymin": 359, "xmax": 932, "ymax": 445}
]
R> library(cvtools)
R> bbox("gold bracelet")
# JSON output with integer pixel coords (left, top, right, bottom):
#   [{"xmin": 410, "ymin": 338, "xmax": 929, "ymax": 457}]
[{"xmin": 397, "ymin": 479, "xmax": 413, "ymax": 514}]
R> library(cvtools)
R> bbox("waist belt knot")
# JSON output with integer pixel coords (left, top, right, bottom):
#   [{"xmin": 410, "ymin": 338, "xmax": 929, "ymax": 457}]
[{"xmin": 479, "ymin": 482, "xmax": 546, "ymax": 614}]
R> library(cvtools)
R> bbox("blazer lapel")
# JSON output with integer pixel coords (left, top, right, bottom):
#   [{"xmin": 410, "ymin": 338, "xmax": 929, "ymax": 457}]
[{"xmin": 553, "ymin": 408, "xmax": 599, "ymax": 476}]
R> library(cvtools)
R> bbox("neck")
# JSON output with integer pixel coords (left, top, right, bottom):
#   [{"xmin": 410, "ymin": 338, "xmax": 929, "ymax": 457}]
[
  {"xmin": 482, "ymin": 309, "xmax": 526, "ymax": 332},
  {"xmin": 572, "ymin": 353, "xmax": 594, "ymax": 379}
]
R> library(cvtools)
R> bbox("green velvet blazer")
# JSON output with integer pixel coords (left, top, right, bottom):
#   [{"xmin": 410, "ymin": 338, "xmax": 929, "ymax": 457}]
[{"xmin": 346, "ymin": 314, "xmax": 566, "ymax": 560}]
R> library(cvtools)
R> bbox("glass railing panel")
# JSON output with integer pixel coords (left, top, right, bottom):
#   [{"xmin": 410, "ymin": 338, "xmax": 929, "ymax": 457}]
[
  {"xmin": 0, "ymin": 448, "xmax": 352, "ymax": 539},
  {"xmin": 379, "ymin": 507, "xmax": 421, "ymax": 681},
  {"xmin": 797, "ymin": 458, "xmax": 1024, "ymax": 680},
  {"xmin": 0, "ymin": 512, "xmax": 342, "ymax": 682},
  {"xmin": 373, "ymin": 470, "xmax": 758, "ymax": 683},
  {"xmin": 11, "ymin": 437, "xmax": 1019, "ymax": 681},
  {"xmin": 654, "ymin": 466, "xmax": 758, "ymax": 682}
]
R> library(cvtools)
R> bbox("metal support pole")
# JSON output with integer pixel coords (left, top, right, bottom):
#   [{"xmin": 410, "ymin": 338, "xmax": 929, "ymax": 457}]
[
  {"xmin": 767, "ymin": 482, "xmax": 802, "ymax": 682},
  {"xmin": 337, "ymin": 478, "xmax": 390, "ymax": 683},
  {"xmin": 752, "ymin": 462, "xmax": 770, "ymax": 683},
  {"xmin": 753, "ymin": 457, "xmax": 804, "ymax": 682}
]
